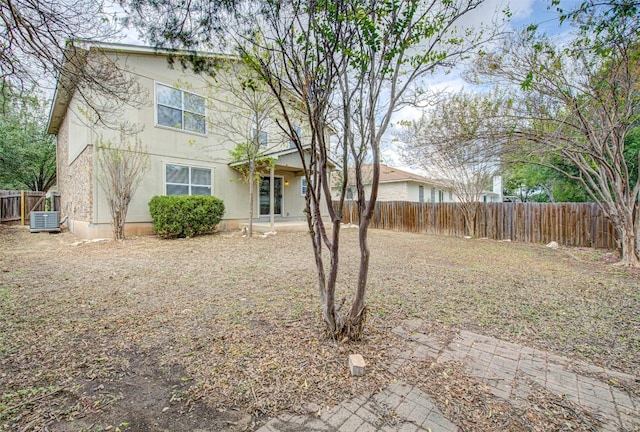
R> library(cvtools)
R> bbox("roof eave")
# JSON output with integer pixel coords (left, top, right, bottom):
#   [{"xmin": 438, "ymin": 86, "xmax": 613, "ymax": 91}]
[
  {"xmin": 229, "ymin": 145, "xmax": 341, "ymax": 170},
  {"xmin": 46, "ymin": 41, "xmax": 241, "ymax": 135}
]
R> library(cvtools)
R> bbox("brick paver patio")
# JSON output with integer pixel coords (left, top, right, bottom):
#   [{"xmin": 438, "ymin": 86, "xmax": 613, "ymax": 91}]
[{"xmin": 256, "ymin": 319, "xmax": 639, "ymax": 431}]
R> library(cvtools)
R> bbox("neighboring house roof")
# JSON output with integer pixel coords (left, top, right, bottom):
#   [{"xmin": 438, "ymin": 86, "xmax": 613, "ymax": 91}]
[
  {"xmin": 378, "ymin": 164, "xmax": 452, "ymax": 189},
  {"xmin": 346, "ymin": 164, "xmax": 453, "ymax": 189}
]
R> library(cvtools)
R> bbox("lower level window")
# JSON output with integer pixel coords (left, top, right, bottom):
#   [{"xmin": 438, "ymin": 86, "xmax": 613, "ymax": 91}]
[{"xmin": 166, "ymin": 164, "xmax": 212, "ymax": 196}]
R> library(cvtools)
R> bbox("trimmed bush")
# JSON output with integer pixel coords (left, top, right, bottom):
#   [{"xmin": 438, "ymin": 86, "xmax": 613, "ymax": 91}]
[{"xmin": 149, "ymin": 195, "xmax": 225, "ymax": 238}]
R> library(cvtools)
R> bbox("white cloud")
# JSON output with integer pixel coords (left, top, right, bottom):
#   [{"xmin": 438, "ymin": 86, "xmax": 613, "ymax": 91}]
[{"xmin": 454, "ymin": 0, "xmax": 536, "ymax": 30}]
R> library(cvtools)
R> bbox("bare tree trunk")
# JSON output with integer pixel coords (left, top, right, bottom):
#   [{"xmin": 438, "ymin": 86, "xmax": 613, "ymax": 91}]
[
  {"xmin": 248, "ymin": 163, "xmax": 254, "ymax": 237},
  {"xmin": 96, "ymin": 130, "xmax": 149, "ymax": 241},
  {"xmin": 342, "ymin": 221, "xmax": 369, "ymax": 339},
  {"xmin": 306, "ymin": 194, "xmax": 338, "ymax": 333},
  {"xmin": 325, "ymin": 221, "xmax": 341, "ymax": 334},
  {"xmin": 617, "ymin": 212, "xmax": 640, "ymax": 266},
  {"xmin": 110, "ymin": 197, "xmax": 128, "ymax": 240},
  {"xmin": 619, "ymin": 231, "xmax": 640, "ymax": 266},
  {"xmin": 460, "ymin": 202, "xmax": 479, "ymax": 237}
]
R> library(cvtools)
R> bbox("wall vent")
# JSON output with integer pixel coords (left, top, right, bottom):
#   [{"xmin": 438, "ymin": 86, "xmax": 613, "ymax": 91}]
[{"xmin": 29, "ymin": 211, "xmax": 61, "ymax": 233}]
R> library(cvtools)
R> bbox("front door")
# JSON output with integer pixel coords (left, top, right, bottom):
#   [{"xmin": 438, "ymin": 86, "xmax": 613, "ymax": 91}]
[{"xmin": 259, "ymin": 177, "xmax": 283, "ymax": 216}]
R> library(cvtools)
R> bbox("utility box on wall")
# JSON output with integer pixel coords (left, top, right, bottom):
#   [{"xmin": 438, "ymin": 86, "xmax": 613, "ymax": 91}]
[{"xmin": 29, "ymin": 211, "xmax": 61, "ymax": 233}]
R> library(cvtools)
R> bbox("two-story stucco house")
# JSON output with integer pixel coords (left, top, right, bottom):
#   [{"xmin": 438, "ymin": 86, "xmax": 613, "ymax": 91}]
[{"xmin": 47, "ymin": 42, "xmax": 322, "ymax": 239}]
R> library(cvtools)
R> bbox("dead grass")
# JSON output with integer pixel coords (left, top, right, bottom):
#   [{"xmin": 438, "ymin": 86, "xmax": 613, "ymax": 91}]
[{"xmin": 0, "ymin": 225, "xmax": 638, "ymax": 431}]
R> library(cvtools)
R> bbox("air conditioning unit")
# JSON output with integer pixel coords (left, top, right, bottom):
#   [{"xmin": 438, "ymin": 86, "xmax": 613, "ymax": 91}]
[{"xmin": 29, "ymin": 211, "xmax": 61, "ymax": 233}]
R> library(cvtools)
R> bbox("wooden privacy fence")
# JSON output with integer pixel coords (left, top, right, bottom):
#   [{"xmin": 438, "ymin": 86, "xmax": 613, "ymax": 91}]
[
  {"xmin": 0, "ymin": 190, "xmax": 61, "ymax": 224},
  {"xmin": 338, "ymin": 201, "xmax": 617, "ymax": 249}
]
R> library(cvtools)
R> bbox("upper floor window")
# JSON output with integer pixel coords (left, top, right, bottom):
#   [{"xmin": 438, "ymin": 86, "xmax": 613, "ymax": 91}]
[
  {"xmin": 301, "ymin": 178, "xmax": 307, "ymax": 195},
  {"xmin": 166, "ymin": 163, "xmax": 211, "ymax": 196},
  {"xmin": 290, "ymin": 125, "xmax": 302, "ymax": 149},
  {"xmin": 254, "ymin": 130, "xmax": 268, "ymax": 148},
  {"xmin": 156, "ymin": 83, "xmax": 206, "ymax": 135}
]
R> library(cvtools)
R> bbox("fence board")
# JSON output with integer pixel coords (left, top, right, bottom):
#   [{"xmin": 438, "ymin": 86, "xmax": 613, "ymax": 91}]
[
  {"xmin": 336, "ymin": 201, "xmax": 617, "ymax": 249},
  {"xmin": 0, "ymin": 191, "xmax": 61, "ymax": 224}
]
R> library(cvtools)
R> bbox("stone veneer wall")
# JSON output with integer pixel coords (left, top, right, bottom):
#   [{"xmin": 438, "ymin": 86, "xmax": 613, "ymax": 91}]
[{"xmin": 56, "ymin": 115, "xmax": 93, "ymax": 224}]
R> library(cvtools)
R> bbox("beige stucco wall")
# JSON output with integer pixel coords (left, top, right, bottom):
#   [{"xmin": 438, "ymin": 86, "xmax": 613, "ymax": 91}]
[{"xmin": 57, "ymin": 48, "xmax": 317, "ymax": 238}]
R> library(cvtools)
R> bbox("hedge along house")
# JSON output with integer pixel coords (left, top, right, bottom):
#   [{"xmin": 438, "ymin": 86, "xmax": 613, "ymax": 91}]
[{"xmin": 47, "ymin": 42, "xmax": 329, "ymax": 239}]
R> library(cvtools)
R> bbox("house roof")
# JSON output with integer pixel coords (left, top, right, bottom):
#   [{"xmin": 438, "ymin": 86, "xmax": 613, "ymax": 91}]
[
  {"xmin": 46, "ymin": 41, "xmax": 239, "ymax": 135},
  {"xmin": 229, "ymin": 145, "xmax": 340, "ymax": 171},
  {"xmin": 379, "ymin": 164, "xmax": 430, "ymax": 183},
  {"xmin": 356, "ymin": 164, "xmax": 453, "ymax": 189}
]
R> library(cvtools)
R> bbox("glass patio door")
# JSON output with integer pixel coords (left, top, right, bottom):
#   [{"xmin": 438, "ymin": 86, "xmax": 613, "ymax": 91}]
[{"xmin": 259, "ymin": 177, "xmax": 283, "ymax": 216}]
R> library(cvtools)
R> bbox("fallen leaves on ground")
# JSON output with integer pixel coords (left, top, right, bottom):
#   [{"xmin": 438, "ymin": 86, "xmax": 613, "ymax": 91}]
[{"xmin": 0, "ymin": 225, "xmax": 638, "ymax": 431}]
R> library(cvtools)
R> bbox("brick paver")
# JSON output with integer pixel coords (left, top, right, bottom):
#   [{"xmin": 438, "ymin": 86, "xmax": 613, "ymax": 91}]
[{"xmin": 256, "ymin": 320, "xmax": 639, "ymax": 431}]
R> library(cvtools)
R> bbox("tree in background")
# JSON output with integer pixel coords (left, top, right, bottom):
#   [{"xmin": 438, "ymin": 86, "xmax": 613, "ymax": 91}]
[
  {"xmin": 401, "ymin": 91, "xmax": 501, "ymax": 236},
  {"xmin": 204, "ymin": 61, "xmax": 278, "ymax": 237},
  {"xmin": 502, "ymin": 156, "xmax": 590, "ymax": 203},
  {"xmin": 0, "ymin": 86, "xmax": 56, "ymax": 191},
  {"xmin": 241, "ymin": 0, "xmax": 499, "ymax": 339},
  {"xmin": 95, "ymin": 129, "xmax": 149, "ymax": 240},
  {"xmin": 468, "ymin": 1, "xmax": 640, "ymax": 265},
  {"xmin": 229, "ymin": 142, "xmax": 274, "ymax": 237},
  {"xmin": 126, "ymin": 0, "xmax": 500, "ymax": 339}
]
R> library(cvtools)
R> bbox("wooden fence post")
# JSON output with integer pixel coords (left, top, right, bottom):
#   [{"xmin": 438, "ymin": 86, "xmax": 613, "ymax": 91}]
[{"xmin": 20, "ymin": 190, "xmax": 25, "ymax": 225}]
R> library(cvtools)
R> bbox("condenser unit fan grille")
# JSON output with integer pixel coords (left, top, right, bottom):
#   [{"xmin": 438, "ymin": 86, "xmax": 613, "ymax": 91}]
[{"xmin": 29, "ymin": 211, "xmax": 61, "ymax": 233}]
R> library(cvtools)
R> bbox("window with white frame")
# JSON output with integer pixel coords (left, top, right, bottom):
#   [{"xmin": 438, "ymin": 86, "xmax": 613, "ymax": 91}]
[
  {"xmin": 165, "ymin": 164, "xmax": 212, "ymax": 196},
  {"xmin": 258, "ymin": 130, "xmax": 268, "ymax": 147},
  {"xmin": 252, "ymin": 128, "xmax": 268, "ymax": 147},
  {"xmin": 290, "ymin": 125, "xmax": 302, "ymax": 148},
  {"xmin": 301, "ymin": 178, "xmax": 307, "ymax": 195},
  {"xmin": 156, "ymin": 83, "xmax": 206, "ymax": 134}
]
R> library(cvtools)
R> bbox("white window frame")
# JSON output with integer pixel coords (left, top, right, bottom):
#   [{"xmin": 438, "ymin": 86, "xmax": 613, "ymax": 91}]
[
  {"xmin": 301, "ymin": 177, "xmax": 307, "ymax": 196},
  {"xmin": 155, "ymin": 82, "xmax": 207, "ymax": 135},
  {"xmin": 164, "ymin": 163, "xmax": 212, "ymax": 196},
  {"xmin": 251, "ymin": 128, "xmax": 269, "ymax": 148},
  {"xmin": 258, "ymin": 130, "xmax": 268, "ymax": 147},
  {"xmin": 290, "ymin": 125, "xmax": 302, "ymax": 148}
]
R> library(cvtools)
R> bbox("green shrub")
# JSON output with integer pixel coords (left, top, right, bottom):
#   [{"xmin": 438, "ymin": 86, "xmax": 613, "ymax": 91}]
[{"xmin": 148, "ymin": 195, "xmax": 225, "ymax": 238}]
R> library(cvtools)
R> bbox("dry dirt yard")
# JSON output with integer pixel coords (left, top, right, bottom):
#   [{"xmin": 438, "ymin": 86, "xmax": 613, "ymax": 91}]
[{"xmin": 0, "ymin": 224, "xmax": 638, "ymax": 431}]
